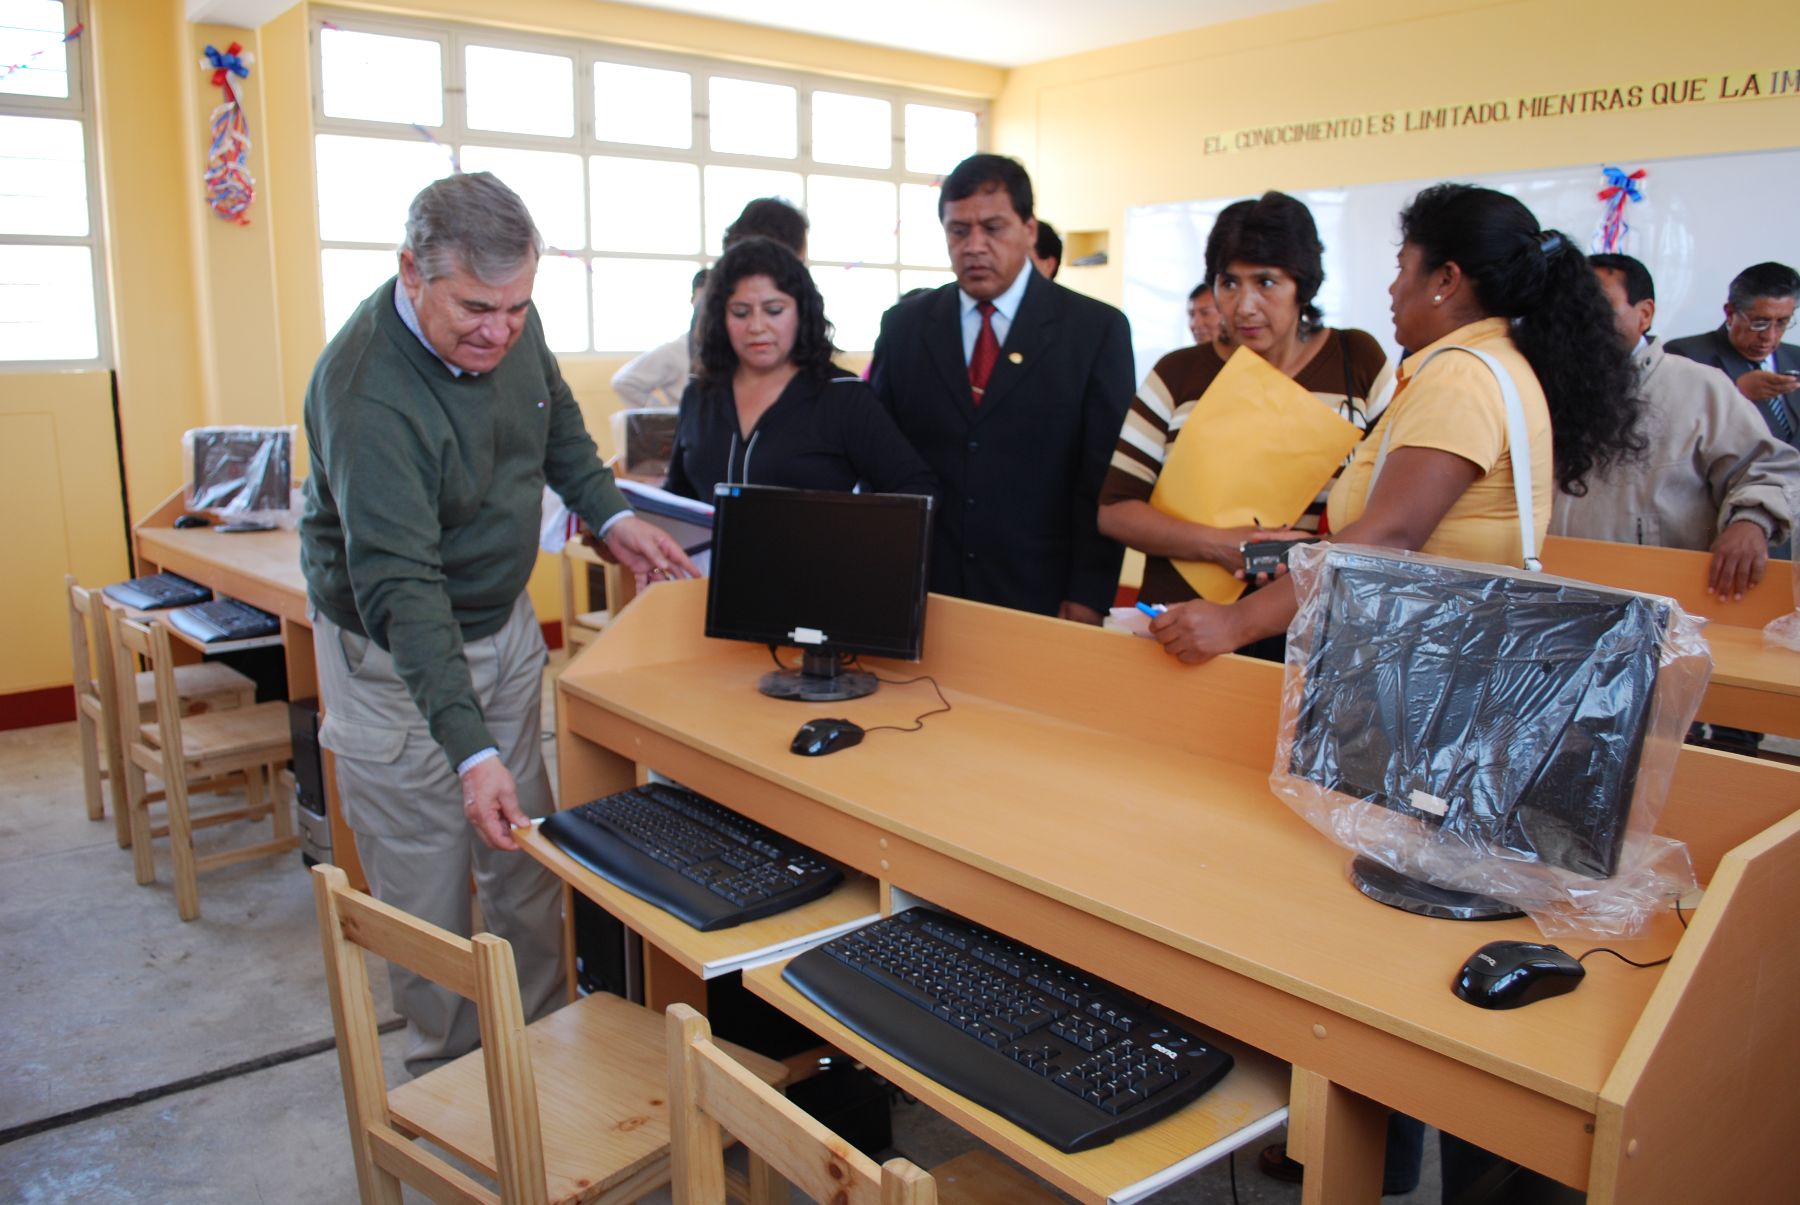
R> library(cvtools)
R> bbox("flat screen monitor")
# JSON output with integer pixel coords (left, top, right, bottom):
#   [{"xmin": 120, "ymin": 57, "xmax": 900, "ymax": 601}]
[
  {"xmin": 1288, "ymin": 548, "xmax": 1668, "ymax": 916},
  {"xmin": 188, "ymin": 426, "xmax": 293, "ymax": 513},
  {"xmin": 705, "ymin": 485, "xmax": 934, "ymax": 702}
]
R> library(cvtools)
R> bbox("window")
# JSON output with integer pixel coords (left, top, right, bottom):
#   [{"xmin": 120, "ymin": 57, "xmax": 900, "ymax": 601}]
[
  {"xmin": 1, "ymin": 0, "xmax": 105, "ymax": 365},
  {"xmin": 312, "ymin": 10, "xmax": 983, "ymax": 353}
]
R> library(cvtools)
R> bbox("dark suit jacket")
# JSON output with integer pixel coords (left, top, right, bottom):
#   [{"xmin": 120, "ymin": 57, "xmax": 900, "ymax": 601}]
[
  {"xmin": 1664, "ymin": 326, "xmax": 1800, "ymax": 450},
  {"xmin": 870, "ymin": 270, "xmax": 1134, "ymax": 616}
]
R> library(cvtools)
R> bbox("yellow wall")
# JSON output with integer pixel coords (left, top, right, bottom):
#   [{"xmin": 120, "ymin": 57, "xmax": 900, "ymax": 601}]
[
  {"xmin": 0, "ymin": 372, "xmax": 130, "ymax": 694},
  {"xmin": 994, "ymin": 0, "xmax": 1800, "ymax": 309}
]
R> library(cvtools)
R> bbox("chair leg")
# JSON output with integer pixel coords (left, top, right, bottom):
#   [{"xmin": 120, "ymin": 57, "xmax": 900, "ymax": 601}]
[
  {"xmin": 128, "ymin": 759, "xmax": 157, "ymax": 885},
  {"xmin": 165, "ymin": 768, "xmax": 202, "ymax": 922},
  {"xmin": 744, "ymin": 1151, "xmax": 786, "ymax": 1205},
  {"xmin": 76, "ymin": 708, "xmax": 106, "ymax": 822},
  {"xmin": 107, "ymin": 722, "xmax": 133, "ymax": 847},
  {"xmin": 269, "ymin": 765, "xmax": 295, "ymax": 840}
]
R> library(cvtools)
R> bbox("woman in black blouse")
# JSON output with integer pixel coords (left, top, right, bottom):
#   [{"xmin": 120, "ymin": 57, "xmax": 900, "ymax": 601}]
[{"xmin": 664, "ymin": 237, "xmax": 934, "ymax": 500}]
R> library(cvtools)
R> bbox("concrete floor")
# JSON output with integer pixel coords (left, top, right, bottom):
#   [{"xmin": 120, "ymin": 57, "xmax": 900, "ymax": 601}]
[{"xmin": 0, "ymin": 656, "xmax": 1448, "ymax": 1203}]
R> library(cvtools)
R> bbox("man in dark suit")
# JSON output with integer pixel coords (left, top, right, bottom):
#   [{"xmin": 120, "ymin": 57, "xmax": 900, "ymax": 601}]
[
  {"xmin": 870, "ymin": 154, "xmax": 1134, "ymax": 622},
  {"xmin": 1666, "ymin": 261, "xmax": 1800, "ymax": 451}
]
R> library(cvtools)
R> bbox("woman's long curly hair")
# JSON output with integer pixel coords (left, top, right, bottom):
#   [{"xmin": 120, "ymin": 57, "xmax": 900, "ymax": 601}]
[
  {"xmin": 695, "ymin": 237, "xmax": 837, "ymax": 384},
  {"xmin": 1400, "ymin": 183, "xmax": 1644, "ymax": 494}
]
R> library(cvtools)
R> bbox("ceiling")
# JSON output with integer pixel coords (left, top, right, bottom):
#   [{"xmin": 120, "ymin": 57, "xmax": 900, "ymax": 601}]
[
  {"xmin": 187, "ymin": 0, "xmax": 1316, "ymax": 68},
  {"xmin": 606, "ymin": 0, "xmax": 1314, "ymax": 67}
]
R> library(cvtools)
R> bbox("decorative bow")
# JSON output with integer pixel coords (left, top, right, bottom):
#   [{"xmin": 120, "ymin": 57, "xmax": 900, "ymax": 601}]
[
  {"xmin": 203, "ymin": 42, "xmax": 251, "ymax": 88},
  {"xmin": 1594, "ymin": 166, "xmax": 1647, "ymax": 253}
]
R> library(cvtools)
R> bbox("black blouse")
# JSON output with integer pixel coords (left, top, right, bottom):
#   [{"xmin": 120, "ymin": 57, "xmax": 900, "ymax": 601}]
[{"xmin": 664, "ymin": 369, "xmax": 936, "ymax": 501}]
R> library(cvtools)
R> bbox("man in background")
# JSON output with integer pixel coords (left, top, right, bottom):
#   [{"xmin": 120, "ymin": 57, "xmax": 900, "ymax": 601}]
[
  {"xmin": 1666, "ymin": 261, "xmax": 1800, "ymax": 451},
  {"xmin": 723, "ymin": 196, "xmax": 808, "ymax": 258},
  {"xmin": 301, "ymin": 173, "xmax": 695, "ymax": 1076},
  {"xmin": 870, "ymin": 154, "xmax": 1134, "ymax": 622},
  {"xmin": 1555, "ymin": 254, "xmax": 1797, "ymax": 599},
  {"xmin": 1032, "ymin": 220, "xmax": 1062, "ymax": 279},
  {"xmin": 1186, "ymin": 282, "xmax": 1222, "ymax": 345}
]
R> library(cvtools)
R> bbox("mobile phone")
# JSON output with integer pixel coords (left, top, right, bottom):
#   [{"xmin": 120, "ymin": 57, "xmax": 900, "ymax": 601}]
[{"xmin": 1240, "ymin": 537, "xmax": 1319, "ymax": 577}]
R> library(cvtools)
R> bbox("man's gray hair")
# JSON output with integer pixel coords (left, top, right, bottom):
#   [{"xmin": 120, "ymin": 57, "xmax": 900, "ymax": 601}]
[
  {"xmin": 401, "ymin": 172, "xmax": 543, "ymax": 284},
  {"xmin": 1726, "ymin": 261, "xmax": 1800, "ymax": 313}
]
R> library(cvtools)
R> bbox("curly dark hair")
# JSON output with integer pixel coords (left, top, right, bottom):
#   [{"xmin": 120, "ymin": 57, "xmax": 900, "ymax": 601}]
[
  {"xmin": 1400, "ymin": 184, "xmax": 1644, "ymax": 494},
  {"xmin": 695, "ymin": 237, "xmax": 837, "ymax": 384},
  {"xmin": 1221, "ymin": 191, "xmax": 1327, "ymax": 332}
]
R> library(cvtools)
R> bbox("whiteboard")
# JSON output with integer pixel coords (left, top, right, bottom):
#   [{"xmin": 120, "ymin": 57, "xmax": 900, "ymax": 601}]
[{"xmin": 1122, "ymin": 147, "xmax": 1800, "ymax": 380}]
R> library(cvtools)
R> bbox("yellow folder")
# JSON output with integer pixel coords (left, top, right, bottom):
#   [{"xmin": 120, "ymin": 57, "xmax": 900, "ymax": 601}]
[{"xmin": 1149, "ymin": 346, "xmax": 1362, "ymax": 603}]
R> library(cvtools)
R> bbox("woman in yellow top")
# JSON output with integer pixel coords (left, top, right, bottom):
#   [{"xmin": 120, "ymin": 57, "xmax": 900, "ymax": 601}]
[{"xmin": 1150, "ymin": 182, "xmax": 1643, "ymax": 662}]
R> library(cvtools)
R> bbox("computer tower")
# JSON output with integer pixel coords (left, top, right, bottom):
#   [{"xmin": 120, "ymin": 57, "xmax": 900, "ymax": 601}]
[{"xmin": 288, "ymin": 698, "xmax": 330, "ymax": 865}]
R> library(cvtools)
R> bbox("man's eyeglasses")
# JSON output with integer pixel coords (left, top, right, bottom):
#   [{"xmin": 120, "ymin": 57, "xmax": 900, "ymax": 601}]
[{"xmin": 1730, "ymin": 311, "xmax": 1795, "ymax": 335}]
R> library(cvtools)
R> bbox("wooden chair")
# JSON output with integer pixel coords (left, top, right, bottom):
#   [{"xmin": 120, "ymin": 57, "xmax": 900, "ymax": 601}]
[
  {"xmin": 66, "ymin": 576, "xmax": 256, "ymax": 846},
  {"xmin": 312, "ymin": 865, "xmax": 788, "ymax": 1205},
  {"xmin": 667, "ymin": 1005, "xmax": 1063, "ymax": 1205},
  {"xmin": 559, "ymin": 537, "xmax": 617, "ymax": 656},
  {"xmin": 115, "ymin": 612, "xmax": 297, "ymax": 921}
]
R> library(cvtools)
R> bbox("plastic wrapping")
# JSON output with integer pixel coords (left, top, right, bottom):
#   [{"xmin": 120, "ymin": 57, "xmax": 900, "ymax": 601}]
[
  {"xmin": 182, "ymin": 425, "xmax": 295, "ymax": 516},
  {"xmin": 609, "ymin": 408, "xmax": 679, "ymax": 482},
  {"xmin": 1763, "ymin": 555, "xmax": 1800, "ymax": 651},
  {"xmin": 1271, "ymin": 543, "xmax": 1712, "ymax": 938}
]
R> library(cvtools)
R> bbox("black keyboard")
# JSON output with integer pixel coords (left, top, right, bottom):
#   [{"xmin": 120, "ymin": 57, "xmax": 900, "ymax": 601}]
[
  {"xmin": 103, "ymin": 572, "xmax": 211, "ymax": 610},
  {"xmin": 541, "ymin": 783, "xmax": 844, "ymax": 931},
  {"xmin": 782, "ymin": 908, "xmax": 1234, "ymax": 1153},
  {"xmin": 167, "ymin": 598, "xmax": 280, "ymax": 643}
]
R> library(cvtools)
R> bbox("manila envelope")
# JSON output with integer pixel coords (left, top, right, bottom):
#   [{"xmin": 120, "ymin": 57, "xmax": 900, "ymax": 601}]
[{"xmin": 1149, "ymin": 346, "xmax": 1362, "ymax": 603}]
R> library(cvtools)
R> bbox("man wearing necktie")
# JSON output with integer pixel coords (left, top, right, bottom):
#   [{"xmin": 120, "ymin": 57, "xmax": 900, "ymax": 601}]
[
  {"xmin": 1667, "ymin": 262, "xmax": 1800, "ymax": 452},
  {"xmin": 870, "ymin": 154, "xmax": 1135, "ymax": 622}
]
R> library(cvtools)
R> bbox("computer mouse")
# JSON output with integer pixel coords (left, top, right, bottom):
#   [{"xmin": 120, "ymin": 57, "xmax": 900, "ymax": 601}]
[
  {"xmin": 173, "ymin": 514, "xmax": 211, "ymax": 529},
  {"xmin": 791, "ymin": 718, "xmax": 864, "ymax": 757},
  {"xmin": 1453, "ymin": 940, "xmax": 1585, "ymax": 1009}
]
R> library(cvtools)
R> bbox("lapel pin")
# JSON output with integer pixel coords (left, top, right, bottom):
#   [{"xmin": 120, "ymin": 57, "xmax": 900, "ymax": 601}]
[{"xmin": 1008, "ymin": 352, "xmax": 1023, "ymax": 364}]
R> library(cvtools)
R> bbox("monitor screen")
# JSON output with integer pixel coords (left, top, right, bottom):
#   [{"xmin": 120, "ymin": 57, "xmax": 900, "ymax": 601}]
[
  {"xmin": 705, "ymin": 485, "xmax": 933, "ymax": 664},
  {"xmin": 1288, "ymin": 549, "xmax": 1668, "ymax": 880},
  {"xmin": 189, "ymin": 427, "xmax": 293, "ymax": 513}
]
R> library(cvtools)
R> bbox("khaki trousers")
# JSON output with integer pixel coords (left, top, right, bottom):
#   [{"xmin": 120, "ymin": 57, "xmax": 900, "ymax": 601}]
[{"xmin": 312, "ymin": 594, "xmax": 565, "ymax": 1077}]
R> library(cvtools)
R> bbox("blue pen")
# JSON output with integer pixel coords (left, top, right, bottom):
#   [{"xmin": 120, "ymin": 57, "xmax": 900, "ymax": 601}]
[{"xmin": 1135, "ymin": 600, "xmax": 1167, "ymax": 617}]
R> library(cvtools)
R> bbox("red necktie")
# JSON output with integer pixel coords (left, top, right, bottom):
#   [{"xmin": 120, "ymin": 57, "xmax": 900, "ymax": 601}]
[{"xmin": 968, "ymin": 301, "xmax": 998, "ymax": 403}]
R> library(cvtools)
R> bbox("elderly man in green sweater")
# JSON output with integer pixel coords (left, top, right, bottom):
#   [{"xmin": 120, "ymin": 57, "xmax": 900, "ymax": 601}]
[{"xmin": 301, "ymin": 172, "xmax": 695, "ymax": 1074}]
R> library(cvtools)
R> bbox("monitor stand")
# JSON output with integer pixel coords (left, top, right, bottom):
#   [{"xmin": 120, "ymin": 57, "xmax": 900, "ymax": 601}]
[
  {"xmin": 1350, "ymin": 856, "xmax": 1524, "ymax": 922},
  {"xmin": 758, "ymin": 649, "xmax": 877, "ymax": 703}
]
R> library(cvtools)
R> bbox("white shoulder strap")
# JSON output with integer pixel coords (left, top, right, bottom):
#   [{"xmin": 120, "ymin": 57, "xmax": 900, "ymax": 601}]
[{"xmin": 1364, "ymin": 345, "xmax": 1541, "ymax": 572}]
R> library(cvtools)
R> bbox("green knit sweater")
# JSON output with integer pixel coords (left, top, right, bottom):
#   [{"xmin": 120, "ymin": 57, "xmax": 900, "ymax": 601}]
[{"xmin": 300, "ymin": 278, "xmax": 627, "ymax": 769}]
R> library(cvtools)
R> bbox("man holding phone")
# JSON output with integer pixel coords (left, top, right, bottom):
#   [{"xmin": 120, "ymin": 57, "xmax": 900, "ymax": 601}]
[{"xmin": 1667, "ymin": 262, "xmax": 1800, "ymax": 453}]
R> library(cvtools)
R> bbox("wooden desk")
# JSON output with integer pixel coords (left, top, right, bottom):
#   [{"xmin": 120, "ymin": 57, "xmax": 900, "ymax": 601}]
[
  {"xmin": 554, "ymin": 579, "xmax": 1800, "ymax": 1205},
  {"xmin": 1540, "ymin": 535, "xmax": 1800, "ymax": 738},
  {"xmin": 132, "ymin": 490, "xmax": 365, "ymax": 888}
]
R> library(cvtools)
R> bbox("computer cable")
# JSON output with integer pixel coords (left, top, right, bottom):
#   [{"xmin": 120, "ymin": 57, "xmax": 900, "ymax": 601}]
[
  {"xmin": 1574, "ymin": 895, "xmax": 1689, "ymax": 970},
  {"xmin": 760, "ymin": 647, "xmax": 952, "ymax": 734}
]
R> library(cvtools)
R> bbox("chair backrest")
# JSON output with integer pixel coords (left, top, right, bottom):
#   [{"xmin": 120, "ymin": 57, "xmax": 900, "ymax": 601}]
[
  {"xmin": 116, "ymin": 614, "xmax": 186, "ymax": 770},
  {"xmin": 665, "ymin": 1004, "xmax": 935, "ymax": 1205},
  {"xmin": 65, "ymin": 575, "xmax": 102, "ymax": 705},
  {"xmin": 311, "ymin": 863, "xmax": 548, "ymax": 1205}
]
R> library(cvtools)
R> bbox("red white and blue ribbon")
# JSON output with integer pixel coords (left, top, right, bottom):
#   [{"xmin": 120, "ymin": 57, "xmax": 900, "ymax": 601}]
[
  {"xmin": 1594, "ymin": 166, "xmax": 1646, "ymax": 254},
  {"xmin": 200, "ymin": 43, "xmax": 255, "ymax": 225}
]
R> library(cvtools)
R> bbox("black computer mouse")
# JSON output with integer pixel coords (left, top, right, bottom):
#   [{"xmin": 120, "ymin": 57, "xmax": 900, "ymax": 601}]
[
  {"xmin": 1453, "ymin": 941, "xmax": 1585, "ymax": 1009},
  {"xmin": 173, "ymin": 514, "xmax": 211, "ymax": 528},
  {"xmin": 791, "ymin": 718, "xmax": 864, "ymax": 757}
]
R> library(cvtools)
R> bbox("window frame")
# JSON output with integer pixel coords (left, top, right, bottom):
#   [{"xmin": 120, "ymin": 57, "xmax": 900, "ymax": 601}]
[
  {"xmin": 1, "ymin": 0, "xmax": 111, "ymax": 371},
  {"xmin": 309, "ymin": 7, "xmax": 984, "ymax": 355}
]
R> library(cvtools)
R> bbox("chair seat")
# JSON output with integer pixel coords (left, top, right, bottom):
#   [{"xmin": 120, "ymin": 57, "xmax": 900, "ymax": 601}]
[
  {"xmin": 573, "ymin": 609, "xmax": 611, "ymax": 631},
  {"xmin": 390, "ymin": 991, "xmax": 785, "ymax": 1205},
  {"xmin": 132, "ymin": 661, "xmax": 257, "ymax": 709},
  {"xmin": 141, "ymin": 700, "xmax": 291, "ymax": 761}
]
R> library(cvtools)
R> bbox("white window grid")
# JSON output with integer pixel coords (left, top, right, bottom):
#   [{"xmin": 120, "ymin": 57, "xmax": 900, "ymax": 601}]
[
  {"xmin": 1, "ymin": 0, "xmax": 109, "ymax": 369},
  {"xmin": 309, "ymin": 8, "xmax": 984, "ymax": 354}
]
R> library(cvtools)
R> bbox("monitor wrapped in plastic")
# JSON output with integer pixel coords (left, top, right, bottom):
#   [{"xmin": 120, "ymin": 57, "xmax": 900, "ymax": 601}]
[
  {"xmin": 183, "ymin": 425, "xmax": 295, "ymax": 516},
  {"xmin": 1271, "ymin": 543, "xmax": 1711, "ymax": 938}
]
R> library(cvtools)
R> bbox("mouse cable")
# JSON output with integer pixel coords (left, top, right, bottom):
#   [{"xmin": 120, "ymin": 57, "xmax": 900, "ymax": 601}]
[
  {"xmin": 1576, "ymin": 895, "xmax": 1689, "ymax": 970},
  {"xmin": 847, "ymin": 658, "xmax": 953, "ymax": 735}
]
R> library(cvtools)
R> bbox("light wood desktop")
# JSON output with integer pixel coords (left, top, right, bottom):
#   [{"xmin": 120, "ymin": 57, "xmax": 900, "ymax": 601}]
[
  {"xmin": 1540, "ymin": 534, "xmax": 1800, "ymax": 739},
  {"xmin": 132, "ymin": 489, "xmax": 365, "ymax": 889},
  {"xmin": 550, "ymin": 578, "xmax": 1800, "ymax": 1205}
]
